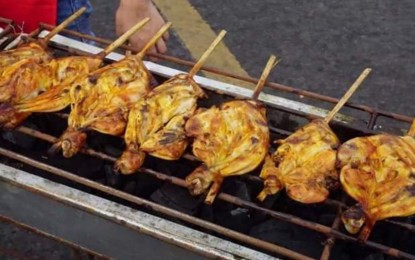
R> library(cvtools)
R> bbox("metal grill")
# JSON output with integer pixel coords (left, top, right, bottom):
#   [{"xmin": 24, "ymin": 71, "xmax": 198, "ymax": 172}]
[{"xmin": 0, "ymin": 21, "xmax": 414, "ymax": 260}]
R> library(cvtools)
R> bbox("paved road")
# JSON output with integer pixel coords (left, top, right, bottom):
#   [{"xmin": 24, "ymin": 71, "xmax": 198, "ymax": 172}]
[{"xmin": 90, "ymin": 0, "xmax": 415, "ymax": 119}]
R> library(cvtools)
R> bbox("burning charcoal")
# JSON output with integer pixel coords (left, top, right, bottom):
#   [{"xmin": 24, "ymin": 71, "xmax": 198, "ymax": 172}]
[
  {"xmin": 1, "ymin": 122, "xmax": 38, "ymax": 149},
  {"xmin": 150, "ymin": 183, "xmax": 202, "ymax": 215},
  {"xmin": 250, "ymin": 219, "xmax": 323, "ymax": 258},
  {"xmin": 104, "ymin": 165, "xmax": 121, "ymax": 187}
]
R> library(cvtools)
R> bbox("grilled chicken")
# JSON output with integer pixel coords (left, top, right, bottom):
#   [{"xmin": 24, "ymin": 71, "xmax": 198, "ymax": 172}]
[
  {"xmin": 257, "ymin": 68, "xmax": 372, "ymax": 204},
  {"xmin": 185, "ymin": 100, "xmax": 270, "ymax": 204},
  {"xmin": 257, "ymin": 119, "xmax": 340, "ymax": 203},
  {"xmin": 114, "ymin": 73, "xmax": 206, "ymax": 174},
  {"xmin": 0, "ymin": 6, "xmax": 87, "ymax": 73},
  {"xmin": 0, "ymin": 55, "xmax": 102, "ymax": 129},
  {"xmin": 0, "ymin": 42, "xmax": 50, "ymax": 74},
  {"xmin": 50, "ymin": 54, "xmax": 152, "ymax": 158},
  {"xmin": 337, "ymin": 133, "xmax": 415, "ymax": 241},
  {"xmin": 50, "ymin": 22, "xmax": 172, "ymax": 158},
  {"xmin": 4, "ymin": 17, "xmax": 151, "ymax": 128}
]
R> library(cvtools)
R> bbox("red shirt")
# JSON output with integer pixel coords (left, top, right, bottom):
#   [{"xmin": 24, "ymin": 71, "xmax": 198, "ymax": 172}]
[{"xmin": 0, "ymin": 0, "xmax": 57, "ymax": 33}]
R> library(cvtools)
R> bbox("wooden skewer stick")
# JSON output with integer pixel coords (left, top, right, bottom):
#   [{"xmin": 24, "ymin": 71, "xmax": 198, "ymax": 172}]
[
  {"xmin": 323, "ymin": 68, "xmax": 372, "ymax": 124},
  {"xmin": 252, "ymin": 55, "xmax": 280, "ymax": 100},
  {"xmin": 406, "ymin": 118, "xmax": 415, "ymax": 137},
  {"xmin": 136, "ymin": 22, "xmax": 173, "ymax": 59},
  {"xmin": 43, "ymin": 7, "xmax": 87, "ymax": 42},
  {"xmin": 188, "ymin": 30, "xmax": 227, "ymax": 78},
  {"xmin": 97, "ymin": 17, "xmax": 150, "ymax": 58}
]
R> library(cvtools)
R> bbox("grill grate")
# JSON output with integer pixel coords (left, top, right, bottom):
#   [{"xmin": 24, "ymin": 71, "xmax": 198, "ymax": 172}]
[{"xmin": 0, "ymin": 21, "xmax": 414, "ymax": 260}]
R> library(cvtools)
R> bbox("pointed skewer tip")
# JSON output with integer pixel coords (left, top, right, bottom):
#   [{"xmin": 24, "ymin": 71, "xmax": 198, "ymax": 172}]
[
  {"xmin": 136, "ymin": 21, "xmax": 173, "ymax": 58},
  {"xmin": 323, "ymin": 67, "xmax": 372, "ymax": 124},
  {"xmin": 252, "ymin": 54, "xmax": 281, "ymax": 100},
  {"xmin": 188, "ymin": 30, "xmax": 227, "ymax": 78}
]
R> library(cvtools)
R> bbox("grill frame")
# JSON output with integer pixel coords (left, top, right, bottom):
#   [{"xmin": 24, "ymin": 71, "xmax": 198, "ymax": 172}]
[{"xmin": 0, "ymin": 22, "xmax": 414, "ymax": 260}]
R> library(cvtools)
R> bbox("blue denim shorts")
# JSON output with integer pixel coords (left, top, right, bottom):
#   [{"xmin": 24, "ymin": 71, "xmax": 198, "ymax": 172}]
[{"xmin": 57, "ymin": 0, "xmax": 96, "ymax": 44}]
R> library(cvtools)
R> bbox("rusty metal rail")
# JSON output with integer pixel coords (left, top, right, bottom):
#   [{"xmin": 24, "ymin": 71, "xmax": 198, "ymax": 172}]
[
  {"xmin": 0, "ymin": 215, "xmax": 109, "ymax": 260},
  {"xmin": 37, "ymin": 23, "xmax": 415, "ymax": 128}
]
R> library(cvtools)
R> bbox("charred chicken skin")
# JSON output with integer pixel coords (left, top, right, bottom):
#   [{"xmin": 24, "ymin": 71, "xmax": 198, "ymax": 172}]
[
  {"xmin": 337, "ymin": 133, "xmax": 415, "ymax": 241},
  {"xmin": 50, "ymin": 22, "xmax": 171, "ymax": 158},
  {"xmin": 185, "ymin": 100, "xmax": 270, "ymax": 204},
  {"xmin": 257, "ymin": 68, "xmax": 372, "ymax": 204},
  {"xmin": 14, "ymin": 17, "xmax": 152, "ymax": 116},
  {"xmin": 114, "ymin": 73, "xmax": 206, "ymax": 174},
  {"xmin": 51, "ymin": 55, "xmax": 151, "ymax": 158},
  {"xmin": 0, "ymin": 55, "xmax": 102, "ymax": 129},
  {"xmin": 257, "ymin": 119, "xmax": 340, "ymax": 203},
  {"xmin": 0, "ymin": 42, "xmax": 50, "ymax": 74}
]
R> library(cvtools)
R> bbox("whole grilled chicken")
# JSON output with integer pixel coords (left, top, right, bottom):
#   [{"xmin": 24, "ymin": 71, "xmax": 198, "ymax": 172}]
[
  {"xmin": 257, "ymin": 119, "xmax": 340, "ymax": 203},
  {"xmin": 0, "ymin": 55, "xmax": 103, "ymax": 129},
  {"xmin": 114, "ymin": 73, "xmax": 206, "ymax": 175},
  {"xmin": 0, "ymin": 42, "xmax": 51, "ymax": 74},
  {"xmin": 50, "ymin": 51, "xmax": 152, "ymax": 158},
  {"xmin": 50, "ymin": 23, "xmax": 172, "ymax": 158},
  {"xmin": 185, "ymin": 100, "xmax": 270, "ymax": 204},
  {"xmin": 337, "ymin": 132, "xmax": 415, "ymax": 241},
  {"xmin": 113, "ymin": 29, "xmax": 226, "ymax": 175},
  {"xmin": 184, "ymin": 54, "xmax": 277, "ymax": 205},
  {"xmin": 14, "ymin": 17, "xmax": 151, "ymax": 120},
  {"xmin": 257, "ymin": 68, "xmax": 372, "ymax": 204}
]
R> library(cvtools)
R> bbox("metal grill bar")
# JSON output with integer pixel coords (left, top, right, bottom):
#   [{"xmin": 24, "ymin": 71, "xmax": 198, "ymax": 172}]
[
  {"xmin": 5, "ymin": 125, "xmax": 414, "ymax": 260},
  {"xmin": 0, "ymin": 215, "xmax": 109, "ymax": 260},
  {"xmin": 0, "ymin": 146, "xmax": 309, "ymax": 260}
]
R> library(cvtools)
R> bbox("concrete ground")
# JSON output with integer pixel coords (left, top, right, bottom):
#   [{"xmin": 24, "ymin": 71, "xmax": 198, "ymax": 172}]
[
  {"xmin": 1, "ymin": 0, "xmax": 415, "ymax": 258},
  {"xmin": 90, "ymin": 0, "xmax": 415, "ymax": 116}
]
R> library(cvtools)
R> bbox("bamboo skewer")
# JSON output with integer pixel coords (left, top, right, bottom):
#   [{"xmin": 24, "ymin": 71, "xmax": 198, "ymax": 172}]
[
  {"xmin": 323, "ymin": 68, "xmax": 372, "ymax": 124},
  {"xmin": 42, "ymin": 7, "xmax": 87, "ymax": 43},
  {"xmin": 406, "ymin": 118, "xmax": 415, "ymax": 137},
  {"xmin": 136, "ymin": 22, "xmax": 173, "ymax": 59},
  {"xmin": 188, "ymin": 30, "xmax": 227, "ymax": 78},
  {"xmin": 252, "ymin": 55, "xmax": 280, "ymax": 100},
  {"xmin": 97, "ymin": 17, "xmax": 150, "ymax": 58}
]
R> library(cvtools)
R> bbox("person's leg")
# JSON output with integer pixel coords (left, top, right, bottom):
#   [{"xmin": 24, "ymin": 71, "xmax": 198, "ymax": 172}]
[{"xmin": 57, "ymin": 0, "xmax": 96, "ymax": 44}]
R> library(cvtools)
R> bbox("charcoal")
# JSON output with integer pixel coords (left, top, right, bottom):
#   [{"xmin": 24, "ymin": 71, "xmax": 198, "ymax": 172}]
[
  {"xmin": 1, "ymin": 122, "xmax": 38, "ymax": 149},
  {"xmin": 104, "ymin": 165, "xmax": 121, "ymax": 187},
  {"xmin": 150, "ymin": 183, "xmax": 202, "ymax": 215},
  {"xmin": 249, "ymin": 219, "xmax": 323, "ymax": 258},
  {"xmin": 215, "ymin": 207, "xmax": 252, "ymax": 233},
  {"xmin": 122, "ymin": 181, "xmax": 137, "ymax": 194},
  {"xmin": 331, "ymin": 240, "xmax": 381, "ymax": 260},
  {"xmin": 226, "ymin": 179, "xmax": 251, "ymax": 201}
]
